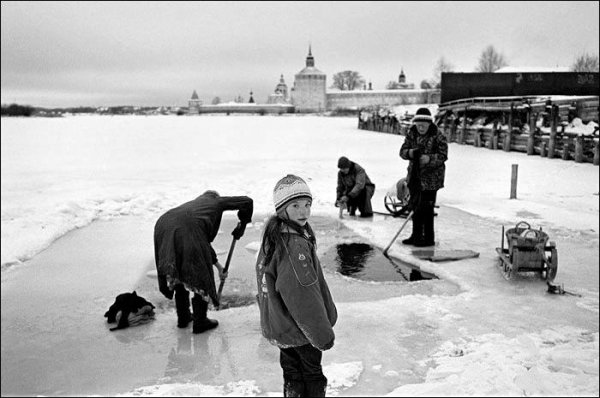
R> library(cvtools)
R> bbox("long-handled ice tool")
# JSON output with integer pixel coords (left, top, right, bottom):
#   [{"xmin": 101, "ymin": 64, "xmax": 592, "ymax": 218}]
[
  {"xmin": 216, "ymin": 231, "xmax": 238, "ymax": 310},
  {"xmin": 382, "ymin": 210, "xmax": 414, "ymax": 256}
]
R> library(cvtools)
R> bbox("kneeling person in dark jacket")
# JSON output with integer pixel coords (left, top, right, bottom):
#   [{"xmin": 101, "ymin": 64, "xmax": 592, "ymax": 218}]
[{"xmin": 336, "ymin": 156, "xmax": 375, "ymax": 217}]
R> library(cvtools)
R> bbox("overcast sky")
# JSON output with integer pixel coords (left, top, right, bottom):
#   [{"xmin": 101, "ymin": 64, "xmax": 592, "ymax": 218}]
[{"xmin": 1, "ymin": 1, "xmax": 598, "ymax": 108}]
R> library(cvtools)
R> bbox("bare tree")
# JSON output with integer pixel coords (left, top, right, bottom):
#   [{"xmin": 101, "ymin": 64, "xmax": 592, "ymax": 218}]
[
  {"xmin": 476, "ymin": 45, "xmax": 508, "ymax": 72},
  {"xmin": 420, "ymin": 80, "xmax": 433, "ymax": 89},
  {"xmin": 571, "ymin": 53, "xmax": 599, "ymax": 72},
  {"xmin": 433, "ymin": 56, "xmax": 454, "ymax": 87},
  {"xmin": 331, "ymin": 70, "xmax": 365, "ymax": 91}
]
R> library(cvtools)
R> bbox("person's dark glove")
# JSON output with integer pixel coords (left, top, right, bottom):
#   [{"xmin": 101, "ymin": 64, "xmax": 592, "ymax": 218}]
[
  {"xmin": 231, "ymin": 222, "xmax": 246, "ymax": 240},
  {"xmin": 409, "ymin": 148, "xmax": 421, "ymax": 159}
]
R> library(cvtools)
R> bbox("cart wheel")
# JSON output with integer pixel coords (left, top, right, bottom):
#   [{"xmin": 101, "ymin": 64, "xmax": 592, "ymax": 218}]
[
  {"xmin": 546, "ymin": 247, "xmax": 558, "ymax": 281},
  {"xmin": 384, "ymin": 194, "xmax": 409, "ymax": 216}
]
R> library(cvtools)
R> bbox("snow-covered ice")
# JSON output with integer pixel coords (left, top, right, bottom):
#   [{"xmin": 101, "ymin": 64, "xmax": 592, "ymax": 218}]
[{"xmin": 1, "ymin": 115, "xmax": 598, "ymax": 396}]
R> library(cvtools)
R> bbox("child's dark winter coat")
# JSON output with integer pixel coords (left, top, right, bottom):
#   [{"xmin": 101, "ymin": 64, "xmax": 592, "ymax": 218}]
[{"xmin": 256, "ymin": 225, "xmax": 337, "ymax": 351}]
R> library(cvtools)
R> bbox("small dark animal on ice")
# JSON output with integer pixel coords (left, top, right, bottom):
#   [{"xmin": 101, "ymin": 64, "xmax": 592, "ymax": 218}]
[{"xmin": 104, "ymin": 291, "xmax": 155, "ymax": 331}]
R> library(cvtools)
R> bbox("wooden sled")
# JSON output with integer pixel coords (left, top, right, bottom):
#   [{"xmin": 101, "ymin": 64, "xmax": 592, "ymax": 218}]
[{"xmin": 496, "ymin": 221, "xmax": 558, "ymax": 281}]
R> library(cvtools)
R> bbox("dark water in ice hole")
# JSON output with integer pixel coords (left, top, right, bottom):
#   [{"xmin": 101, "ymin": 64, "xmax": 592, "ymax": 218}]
[
  {"xmin": 205, "ymin": 215, "xmax": 434, "ymax": 310},
  {"xmin": 321, "ymin": 242, "xmax": 434, "ymax": 282}
]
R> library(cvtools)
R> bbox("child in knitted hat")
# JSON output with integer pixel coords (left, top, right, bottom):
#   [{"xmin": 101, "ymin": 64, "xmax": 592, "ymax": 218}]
[{"xmin": 255, "ymin": 174, "xmax": 337, "ymax": 397}]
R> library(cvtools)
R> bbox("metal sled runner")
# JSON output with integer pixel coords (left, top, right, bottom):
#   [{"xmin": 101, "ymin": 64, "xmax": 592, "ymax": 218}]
[{"xmin": 496, "ymin": 221, "xmax": 558, "ymax": 281}]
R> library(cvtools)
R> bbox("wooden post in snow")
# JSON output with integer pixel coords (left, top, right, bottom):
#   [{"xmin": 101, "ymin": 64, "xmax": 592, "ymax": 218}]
[
  {"xmin": 504, "ymin": 106, "xmax": 513, "ymax": 152},
  {"xmin": 451, "ymin": 116, "xmax": 458, "ymax": 143},
  {"xmin": 575, "ymin": 136, "xmax": 584, "ymax": 163},
  {"xmin": 510, "ymin": 164, "xmax": 518, "ymax": 199},
  {"xmin": 540, "ymin": 141, "xmax": 547, "ymax": 157},
  {"xmin": 527, "ymin": 111, "xmax": 536, "ymax": 155},
  {"xmin": 562, "ymin": 137, "xmax": 570, "ymax": 160},
  {"xmin": 548, "ymin": 104, "xmax": 558, "ymax": 159},
  {"xmin": 459, "ymin": 109, "xmax": 467, "ymax": 144}
]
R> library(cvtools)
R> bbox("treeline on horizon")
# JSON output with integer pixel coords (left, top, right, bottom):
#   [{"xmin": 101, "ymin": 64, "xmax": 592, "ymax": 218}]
[
  {"xmin": 0, "ymin": 104, "xmax": 185, "ymax": 117},
  {"xmin": 1, "ymin": 103, "xmax": 36, "ymax": 116}
]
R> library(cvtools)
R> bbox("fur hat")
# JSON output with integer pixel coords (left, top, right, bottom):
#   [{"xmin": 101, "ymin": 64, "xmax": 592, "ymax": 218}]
[
  {"xmin": 412, "ymin": 107, "xmax": 433, "ymax": 123},
  {"xmin": 337, "ymin": 156, "xmax": 351, "ymax": 169},
  {"xmin": 273, "ymin": 174, "xmax": 312, "ymax": 212}
]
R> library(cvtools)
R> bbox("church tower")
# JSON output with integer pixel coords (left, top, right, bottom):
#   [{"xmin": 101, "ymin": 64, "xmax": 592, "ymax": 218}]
[
  {"xmin": 291, "ymin": 45, "xmax": 327, "ymax": 113},
  {"xmin": 188, "ymin": 90, "xmax": 202, "ymax": 114},
  {"xmin": 275, "ymin": 74, "xmax": 289, "ymax": 101},
  {"xmin": 398, "ymin": 68, "xmax": 406, "ymax": 84}
]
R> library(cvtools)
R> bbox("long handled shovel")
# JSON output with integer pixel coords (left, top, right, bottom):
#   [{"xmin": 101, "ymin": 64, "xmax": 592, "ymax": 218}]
[
  {"xmin": 383, "ymin": 210, "xmax": 414, "ymax": 256},
  {"xmin": 216, "ymin": 235, "xmax": 237, "ymax": 310}
]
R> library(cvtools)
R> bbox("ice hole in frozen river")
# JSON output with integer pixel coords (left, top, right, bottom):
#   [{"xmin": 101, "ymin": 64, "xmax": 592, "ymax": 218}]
[
  {"xmin": 214, "ymin": 215, "xmax": 437, "ymax": 310},
  {"xmin": 321, "ymin": 242, "xmax": 434, "ymax": 282}
]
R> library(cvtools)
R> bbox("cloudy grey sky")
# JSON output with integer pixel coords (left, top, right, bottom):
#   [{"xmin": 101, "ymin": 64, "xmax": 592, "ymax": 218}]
[{"xmin": 1, "ymin": 1, "xmax": 598, "ymax": 108}]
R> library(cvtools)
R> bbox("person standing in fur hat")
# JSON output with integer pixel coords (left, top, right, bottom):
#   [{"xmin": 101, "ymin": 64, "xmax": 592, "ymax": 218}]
[
  {"xmin": 335, "ymin": 156, "xmax": 375, "ymax": 217},
  {"xmin": 256, "ymin": 175, "xmax": 337, "ymax": 397},
  {"xmin": 399, "ymin": 107, "xmax": 448, "ymax": 247},
  {"xmin": 154, "ymin": 190, "xmax": 253, "ymax": 333}
]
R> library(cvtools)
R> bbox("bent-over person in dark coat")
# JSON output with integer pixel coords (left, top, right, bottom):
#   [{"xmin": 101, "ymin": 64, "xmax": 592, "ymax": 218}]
[{"xmin": 154, "ymin": 190, "xmax": 253, "ymax": 333}]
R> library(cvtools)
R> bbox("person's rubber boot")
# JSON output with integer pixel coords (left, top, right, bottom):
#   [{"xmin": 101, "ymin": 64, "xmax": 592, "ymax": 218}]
[
  {"xmin": 192, "ymin": 296, "xmax": 218, "ymax": 334},
  {"xmin": 304, "ymin": 377, "xmax": 327, "ymax": 397},
  {"xmin": 424, "ymin": 208, "xmax": 435, "ymax": 245},
  {"xmin": 402, "ymin": 212, "xmax": 423, "ymax": 245},
  {"xmin": 414, "ymin": 208, "xmax": 435, "ymax": 247},
  {"xmin": 174, "ymin": 285, "xmax": 192, "ymax": 328},
  {"xmin": 283, "ymin": 378, "xmax": 305, "ymax": 397}
]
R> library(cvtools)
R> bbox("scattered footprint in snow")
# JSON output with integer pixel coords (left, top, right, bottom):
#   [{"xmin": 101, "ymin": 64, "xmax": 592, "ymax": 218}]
[{"xmin": 324, "ymin": 361, "xmax": 363, "ymax": 396}]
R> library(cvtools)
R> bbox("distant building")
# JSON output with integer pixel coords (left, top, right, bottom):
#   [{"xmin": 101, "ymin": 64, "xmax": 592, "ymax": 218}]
[
  {"xmin": 389, "ymin": 68, "xmax": 415, "ymax": 89},
  {"xmin": 291, "ymin": 47, "xmax": 438, "ymax": 113},
  {"xmin": 267, "ymin": 74, "xmax": 290, "ymax": 104},
  {"xmin": 291, "ymin": 45, "xmax": 327, "ymax": 113},
  {"xmin": 187, "ymin": 46, "xmax": 439, "ymax": 114},
  {"xmin": 399, "ymin": 68, "xmax": 406, "ymax": 84},
  {"xmin": 274, "ymin": 74, "xmax": 289, "ymax": 101},
  {"xmin": 188, "ymin": 90, "xmax": 202, "ymax": 114}
]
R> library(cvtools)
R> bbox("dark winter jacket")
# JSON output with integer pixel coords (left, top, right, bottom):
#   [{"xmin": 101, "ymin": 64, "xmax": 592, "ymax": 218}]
[
  {"xmin": 154, "ymin": 191, "xmax": 253, "ymax": 306},
  {"xmin": 336, "ymin": 162, "xmax": 375, "ymax": 200},
  {"xmin": 256, "ymin": 225, "xmax": 337, "ymax": 351},
  {"xmin": 399, "ymin": 123, "xmax": 448, "ymax": 191}
]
